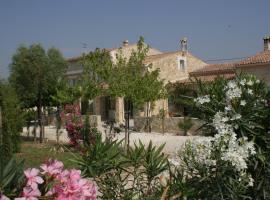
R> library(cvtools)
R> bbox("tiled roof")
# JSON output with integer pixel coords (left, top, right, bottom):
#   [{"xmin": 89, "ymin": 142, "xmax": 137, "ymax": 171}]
[
  {"xmin": 191, "ymin": 50, "xmax": 270, "ymax": 77},
  {"xmin": 236, "ymin": 50, "xmax": 270, "ymax": 66},
  {"xmin": 190, "ymin": 62, "xmax": 237, "ymax": 76},
  {"xmin": 191, "ymin": 73, "xmax": 235, "ymax": 82}
]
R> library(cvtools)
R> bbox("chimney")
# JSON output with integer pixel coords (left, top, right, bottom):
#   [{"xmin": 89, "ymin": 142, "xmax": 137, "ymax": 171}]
[
  {"xmin": 263, "ymin": 36, "xmax": 270, "ymax": 51},
  {"xmin": 122, "ymin": 40, "xmax": 129, "ymax": 47},
  {"xmin": 180, "ymin": 37, "xmax": 188, "ymax": 52}
]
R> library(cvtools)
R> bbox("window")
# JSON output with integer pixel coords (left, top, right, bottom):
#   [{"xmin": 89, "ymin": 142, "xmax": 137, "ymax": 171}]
[
  {"xmin": 177, "ymin": 57, "xmax": 187, "ymax": 71},
  {"xmin": 179, "ymin": 59, "xmax": 185, "ymax": 70}
]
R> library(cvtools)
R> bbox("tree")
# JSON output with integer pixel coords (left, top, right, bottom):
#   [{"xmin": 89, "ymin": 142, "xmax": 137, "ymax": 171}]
[
  {"xmin": 9, "ymin": 44, "xmax": 67, "ymax": 143},
  {"xmin": 81, "ymin": 48, "xmax": 113, "ymax": 103},
  {"xmin": 0, "ymin": 82, "xmax": 23, "ymax": 163},
  {"xmin": 107, "ymin": 37, "xmax": 166, "ymax": 149}
]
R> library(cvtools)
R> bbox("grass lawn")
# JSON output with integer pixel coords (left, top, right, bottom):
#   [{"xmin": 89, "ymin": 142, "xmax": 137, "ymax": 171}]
[{"xmin": 15, "ymin": 140, "xmax": 79, "ymax": 169}]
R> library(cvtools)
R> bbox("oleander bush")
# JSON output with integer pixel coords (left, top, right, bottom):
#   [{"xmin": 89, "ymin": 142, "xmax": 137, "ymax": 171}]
[
  {"xmin": 189, "ymin": 74, "xmax": 270, "ymax": 199},
  {"xmin": 73, "ymin": 131, "xmax": 170, "ymax": 199}
]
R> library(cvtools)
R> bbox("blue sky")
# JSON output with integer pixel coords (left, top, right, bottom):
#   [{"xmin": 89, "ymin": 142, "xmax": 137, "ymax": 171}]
[{"xmin": 0, "ymin": 0, "xmax": 269, "ymax": 78}]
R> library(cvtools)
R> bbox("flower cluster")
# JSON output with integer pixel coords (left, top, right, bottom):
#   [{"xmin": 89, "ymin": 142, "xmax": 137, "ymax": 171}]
[
  {"xmin": 61, "ymin": 104, "xmax": 83, "ymax": 146},
  {"xmin": 187, "ymin": 77, "xmax": 258, "ymax": 186},
  {"xmin": 10, "ymin": 159, "xmax": 96, "ymax": 200},
  {"xmin": 194, "ymin": 95, "xmax": 210, "ymax": 105},
  {"xmin": 225, "ymin": 80, "xmax": 242, "ymax": 100}
]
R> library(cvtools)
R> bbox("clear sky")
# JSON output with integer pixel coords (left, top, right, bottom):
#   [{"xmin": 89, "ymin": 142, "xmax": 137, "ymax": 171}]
[{"xmin": 0, "ymin": 0, "xmax": 269, "ymax": 78}]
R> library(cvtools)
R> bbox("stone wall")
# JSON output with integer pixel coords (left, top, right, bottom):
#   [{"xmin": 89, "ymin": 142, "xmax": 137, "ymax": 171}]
[
  {"xmin": 240, "ymin": 64, "xmax": 270, "ymax": 83},
  {"xmin": 134, "ymin": 116, "xmax": 203, "ymax": 135}
]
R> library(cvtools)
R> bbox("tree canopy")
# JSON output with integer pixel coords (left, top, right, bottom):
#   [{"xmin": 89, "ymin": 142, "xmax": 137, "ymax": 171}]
[{"xmin": 9, "ymin": 44, "xmax": 67, "ymax": 142}]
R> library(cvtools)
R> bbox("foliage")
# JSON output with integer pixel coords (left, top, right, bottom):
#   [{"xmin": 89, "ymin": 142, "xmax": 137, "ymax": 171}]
[
  {"xmin": 0, "ymin": 157, "xmax": 25, "ymax": 199},
  {"xmin": 0, "ymin": 82, "xmax": 23, "ymax": 160},
  {"xmin": 108, "ymin": 36, "xmax": 166, "ymax": 107},
  {"xmin": 178, "ymin": 117, "xmax": 193, "ymax": 136},
  {"xmin": 74, "ymin": 131, "xmax": 123, "ymax": 178},
  {"xmin": 166, "ymin": 81, "xmax": 195, "ymax": 116},
  {"xmin": 73, "ymin": 136, "xmax": 170, "ymax": 199},
  {"xmin": 9, "ymin": 44, "xmax": 67, "ymax": 142},
  {"xmin": 192, "ymin": 74, "xmax": 270, "ymax": 199},
  {"xmin": 52, "ymin": 83, "xmax": 82, "ymax": 105},
  {"xmin": 81, "ymin": 48, "xmax": 113, "ymax": 101}
]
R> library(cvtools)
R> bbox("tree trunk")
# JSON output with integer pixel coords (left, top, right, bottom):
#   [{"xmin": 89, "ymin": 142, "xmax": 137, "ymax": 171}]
[
  {"xmin": 56, "ymin": 106, "xmax": 61, "ymax": 144},
  {"xmin": 124, "ymin": 99, "xmax": 131, "ymax": 153},
  {"xmin": 124, "ymin": 115, "xmax": 128, "ymax": 153},
  {"xmin": 146, "ymin": 101, "xmax": 151, "ymax": 133},
  {"xmin": 127, "ymin": 100, "xmax": 131, "ymax": 150},
  {"xmin": 0, "ymin": 106, "xmax": 2, "ymax": 145},
  {"xmin": 37, "ymin": 98, "xmax": 43, "ymax": 143}
]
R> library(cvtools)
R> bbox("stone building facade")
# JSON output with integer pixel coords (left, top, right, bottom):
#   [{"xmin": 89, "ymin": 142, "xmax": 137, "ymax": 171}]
[
  {"xmin": 190, "ymin": 37, "xmax": 270, "ymax": 84},
  {"xmin": 143, "ymin": 50, "xmax": 206, "ymax": 117},
  {"xmin": 66, "ymin": 39, "xmax": 207, "ymax": 124}
]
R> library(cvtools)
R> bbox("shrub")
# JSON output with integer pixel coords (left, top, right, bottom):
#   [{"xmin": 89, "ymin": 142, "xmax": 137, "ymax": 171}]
[
  {"xmin": 0, "ymin": 157, "xmax": 24, "ymax": 199},
  {"xmin": 60, "ymin": 104, "xmax": 83, "ymax": 147},
  {"xmin": 0, "ymin": 82, "xmax": 23, "ymax": 159},
  {"xmin": 192, "ymin": 74, "xmax": 270, "ymax": 199},
  {"xmin": 73, "ymin": 138, "xmax": 170, "ymax": 199}
]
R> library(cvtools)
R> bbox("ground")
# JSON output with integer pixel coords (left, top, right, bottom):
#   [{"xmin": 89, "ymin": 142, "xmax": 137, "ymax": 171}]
[
  {"xmin": 15, "ymin": 140, "xmax": 79, "ymax": 169},
  {"xmin": 22, "ymin": 125, "xmax": 200, "ymax": 155}
]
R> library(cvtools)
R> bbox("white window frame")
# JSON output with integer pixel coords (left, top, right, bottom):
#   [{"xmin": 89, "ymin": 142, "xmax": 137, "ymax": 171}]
[{"xmin": 177, "ymin": 56, "xmax": 187, "ymax": 71}]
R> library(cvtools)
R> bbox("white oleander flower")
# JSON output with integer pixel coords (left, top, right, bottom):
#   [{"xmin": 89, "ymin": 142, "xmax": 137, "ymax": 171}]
[
  {"xmin": 225, "ymin": 105, "xmax": 232, "ymax": 111},
  {"xmin": 226, "ymin": 83, "xmax": 242, "ymax": 100},
  {"xmin": 248, "ymin": 176, "xmax": 254, "ymax": 187},
  {"xmin": 255, "ymin": 79, "xmax": 260, "ymax": 84},
  {"xmin": 240, "ymin": 79, "xmax": 246, "ymax": 86},
  {"xmin": 227, "ymin": 80, "xmax": 237, "ymax": 89},
  {"xmin": 247, "ymin": 80, "xmax": 254, "ymax": 86},
  {"xmin": 247, "ymin": 89, "xmax": 253, "ymax": 95},
  {"xmin": 195, "ymin": 95, "xmax": 210, "ymax": 105},
  {"xmin": 231, "ymin": 113, "xmax": 241, "ymax": 120},
  {"xmin": 240, "ymin": 100, "xmax": 246, "ymax": 106}
]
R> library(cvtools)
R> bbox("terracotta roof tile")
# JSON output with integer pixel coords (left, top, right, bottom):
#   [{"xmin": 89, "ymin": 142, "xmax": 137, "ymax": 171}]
[
  {"xmin": 191, "ymin": 73, "xmax": 235, "ymax": 82},
  {"xmin": 236, "ymin": 50, "xmax": 270, "ymax": 66},
  {"xmin": 190, "ymin": 50, "xmax": 270, "ymax": 77},
  {"xmin": 190, "ymin": 62, "xmax": 237, "ymax": 76}
]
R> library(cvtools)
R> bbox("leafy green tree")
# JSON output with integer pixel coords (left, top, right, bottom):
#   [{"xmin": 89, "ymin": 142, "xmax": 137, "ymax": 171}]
[
  {"xmin": 81, "ymin": 48, "xmax": 113, "ymax": 108},
  {"xmin": 9, "ymin": 44, "xmax": 67, "ymax": 143},
  {"xmin": 107, "ymin": 36, "xmax": 166, "ymax": 148},
  {"xmin": 0, "ymin": 82, "xmax": 23, "ymax": 163}
]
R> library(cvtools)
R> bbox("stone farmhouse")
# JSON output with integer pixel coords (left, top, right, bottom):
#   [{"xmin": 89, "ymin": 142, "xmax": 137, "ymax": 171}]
[
  {"xmin": 189, "ymin": 37, "xmax": 270, "ymax": 83},
  {"xmin": 66, "ymin": 39, "xmax": 207, "ymax": 124}
]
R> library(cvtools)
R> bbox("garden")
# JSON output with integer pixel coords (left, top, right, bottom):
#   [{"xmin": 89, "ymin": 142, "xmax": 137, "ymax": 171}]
[{"xmin": 0, "ymin": 38, "xmax": 269, "ymax": 200}]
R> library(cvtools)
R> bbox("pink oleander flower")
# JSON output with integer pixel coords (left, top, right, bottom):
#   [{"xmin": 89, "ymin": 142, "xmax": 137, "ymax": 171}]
[
  {"xmin": 40, "ymin": 159, "xmax": 64, "ymax": 177},
  {"xmin": 15, "ymin": 186, "xmax": 41, "ymax": 200},
  {"xmin": 24, "ymin": 168, "xmax": 44, "ymax": 190},
  {"xmin": 54, "ymin": 169, "xmax": 96, "ymax": 200},
  {"xmin": 0, "ymin": 194, "xmax": 10, "ymax": 200},
  {"xmin": 78, "ymin": 178, "xmax": 97, "ymax": 199},
  {"xmin": 69, "ymin": 169, "xmax": 81, "ymax": 181}
]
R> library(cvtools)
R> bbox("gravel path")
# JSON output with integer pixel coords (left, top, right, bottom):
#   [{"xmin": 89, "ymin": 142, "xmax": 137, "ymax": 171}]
[{"xmin": 22, "ymin": 125, "xmax": 200, "ymax": 155}]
